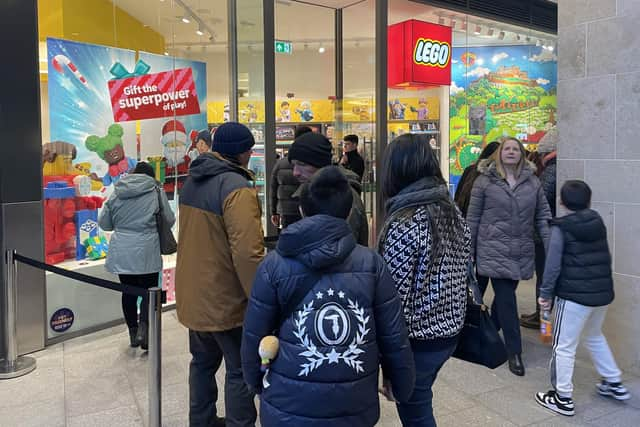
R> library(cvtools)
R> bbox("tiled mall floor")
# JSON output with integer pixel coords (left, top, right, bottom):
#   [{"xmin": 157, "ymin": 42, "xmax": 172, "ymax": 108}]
[{"xmin": 1, "ymin": 280, "xmax": 639, "ymax": 427}]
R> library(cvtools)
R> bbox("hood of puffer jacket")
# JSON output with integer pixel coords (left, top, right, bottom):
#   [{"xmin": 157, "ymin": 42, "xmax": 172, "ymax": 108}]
[
  {"xmin": 188, "ymin": 152, "xmax": 253, "ymax": 182},
  {"xmin": 276, "ymin": 214, "xmax": 357, "ymax": 270},
  {"xmin": 477, "ymin": 158, "xmax": 537, "ymax": 181},
  {"xmin": 113, "ymin": 174, "xmax": 157, "ymax": 199}
]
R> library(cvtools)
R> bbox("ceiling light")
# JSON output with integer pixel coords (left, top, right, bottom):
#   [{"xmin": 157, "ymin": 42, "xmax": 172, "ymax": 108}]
[
  {"xmin": 318, "ymin": 45, "xmax": 326, "ymax": 54},
  {"xmin": 498, "ymin": 31, "xmax": 506, "ymax": 40},
  {"xmin": 536, "ymin": 39, "xmax": 541, "ymax": 46},
  {"xmin": 181, "ymin": 13, "xmax": 191, "ymax": 24},
  {"xmin": 438, "ymin": 17, "xmax": 445, "ymax": 25},
  {"xmin": 164, "ymin": 51, "xmax": 169, "ymax": 56},
  {"xmin": 474, "ymin": 25, "xmax": 482, "ymax": 35},
  {"xmin": 461, "ymin": 21, "xmax": 467, "ymax": 30},
  {"xmin": 547, "ymin": 44, "xmax": 555, "ymax": 52},
  {"xmin": 487, "ymin": 28, "xmax": 495, "ymax": 37},
  {"xmin": 450, "ymin": 19, "xmax": 456, "ymax": 29},
  {"xmin": 196, "ymin": 26, "xmax": 204, "ymax": 36},
  {"xmin": 516, "ymin": 34, "xmax": 522, "ymax": 41}
]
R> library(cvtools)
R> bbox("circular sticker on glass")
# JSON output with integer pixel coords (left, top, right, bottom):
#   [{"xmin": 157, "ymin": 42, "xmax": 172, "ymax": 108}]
[{"xmin": 50, "ymin": 308, "xmax": 74, "ymax": 333}]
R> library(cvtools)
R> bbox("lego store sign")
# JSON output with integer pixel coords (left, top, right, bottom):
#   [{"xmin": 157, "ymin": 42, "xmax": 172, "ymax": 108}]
[
  {"xmin": 108, "ymin": 68, "xmax": 201, "ymax": 122},
  {"xmin": 388, "ymin": 20, "xmax": 452, "ymax": 88}
]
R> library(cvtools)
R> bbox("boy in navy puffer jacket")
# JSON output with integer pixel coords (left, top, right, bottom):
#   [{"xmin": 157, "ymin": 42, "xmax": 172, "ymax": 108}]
[{"xmin": 242, "ymin": 166, "xmax": 415, "ymax": 427}]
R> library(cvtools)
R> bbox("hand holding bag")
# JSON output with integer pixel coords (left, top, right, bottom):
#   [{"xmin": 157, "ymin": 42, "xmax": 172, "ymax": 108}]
[
  {"xmin": 155, "ymin": 187, "xmax": 177, "ymax": 255},
  {"xmin": 452, "ymin": 263, "xmax": 508, "ymax": 369}
]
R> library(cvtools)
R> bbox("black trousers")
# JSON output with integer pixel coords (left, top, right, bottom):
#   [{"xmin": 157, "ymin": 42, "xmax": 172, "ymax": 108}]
[
  {"xmin": 189, "ymin": 327, "xmax": 256, "ymax": 427},
  {"xmin": 118, "ymin": 273, "xmax": 159, "ymax": 329},
  {"xmin": 281, "ymin": 214, "xmax": 301, "ymax": 228},
  {"xmin": 479, "ymin": 277, "xmax": 522, "ymax": 356},
  {"xmin": 534, "ymin": 240, "xmax": 546, "ymax": 302},
  {"xmin": 189, "ymin": 330, "xmax": 224, "ymax": 427}
]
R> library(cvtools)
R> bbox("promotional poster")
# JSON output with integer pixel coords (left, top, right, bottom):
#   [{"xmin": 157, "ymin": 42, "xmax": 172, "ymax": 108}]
[{"xmin": 449, "ymin": 44, "xmax": 557, "ymax": 185}]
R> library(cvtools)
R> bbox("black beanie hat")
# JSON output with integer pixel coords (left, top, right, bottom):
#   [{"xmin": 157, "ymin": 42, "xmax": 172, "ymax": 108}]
[
  {"xmin": 288, "ymin": 132, "xmax": 332, "ymax": 168},
  {"xmin": 133, "ymin": 161, "xmax": 155, "ymax": 179},
  {"xmin": 212, "ymin": 122, "xmax": 255, "ymax": 156}
]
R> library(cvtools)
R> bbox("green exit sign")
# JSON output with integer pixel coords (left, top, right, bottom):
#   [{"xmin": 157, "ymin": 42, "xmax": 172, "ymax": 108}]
[{"xmin": 275, "ymin": 40, "xmax": 293, "ymax": 54}]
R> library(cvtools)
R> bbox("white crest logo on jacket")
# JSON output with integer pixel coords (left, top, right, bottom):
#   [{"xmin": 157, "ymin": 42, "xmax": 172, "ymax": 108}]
[{"xmin": 293, "ymin": 289, "xmax": 370, "ymax": 377}]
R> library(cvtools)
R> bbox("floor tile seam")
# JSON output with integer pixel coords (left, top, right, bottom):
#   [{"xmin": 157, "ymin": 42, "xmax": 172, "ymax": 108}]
[
  {"xmin": 125, "ymin": 359, "xmax": 146, "ymax": 424},
  {"xmin": 438, "ymin": 403, "xmax": 518, "ymax": 426},
  {"xmin": 466, "ymin": 385, "xmax": 564, "ymax": 425},
  {"xmin": 588, "ymin": 404, "xmax": 640, "ymax": 424},
  {"xmin": 65, "ymin": 404, "xmax": 142, "ymax": 424}
]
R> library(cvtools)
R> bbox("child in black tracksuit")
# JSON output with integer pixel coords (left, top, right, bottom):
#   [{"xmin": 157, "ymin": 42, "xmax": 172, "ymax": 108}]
[{"xmin": 535, "ymin": 180, "xmax": 630, "ymax": 417}]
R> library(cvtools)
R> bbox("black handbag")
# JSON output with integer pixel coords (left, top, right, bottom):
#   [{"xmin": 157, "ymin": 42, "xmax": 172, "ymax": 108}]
[
  {"xmin": 155, "ymin": 187, "xmax": 177, "ymax": 255},
  {"xmin": 452, "ymin": 265, "xmax": 508, "ymax": 369}
]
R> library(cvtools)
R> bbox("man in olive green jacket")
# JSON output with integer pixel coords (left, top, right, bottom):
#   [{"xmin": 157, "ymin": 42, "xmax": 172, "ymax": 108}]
[{"xmin": 176, "ymin": 122, "xmax": 265, "ymax": 427}]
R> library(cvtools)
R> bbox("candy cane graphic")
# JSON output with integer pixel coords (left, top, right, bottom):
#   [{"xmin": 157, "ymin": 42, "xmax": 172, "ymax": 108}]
[{"xmin": 52, "ymin": 54, "xmax": 88, "ymax": 86}]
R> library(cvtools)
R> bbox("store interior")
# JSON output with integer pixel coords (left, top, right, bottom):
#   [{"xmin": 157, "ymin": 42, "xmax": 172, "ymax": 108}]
[{"xmin": 36, "ymin": 0, "xmax": 557, "ymax": 340}]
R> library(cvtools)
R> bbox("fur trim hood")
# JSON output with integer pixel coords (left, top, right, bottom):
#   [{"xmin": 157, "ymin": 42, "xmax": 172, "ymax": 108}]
[{"xmin": 477, "ymin": 158, "xmax": 537, "ymax": 176}]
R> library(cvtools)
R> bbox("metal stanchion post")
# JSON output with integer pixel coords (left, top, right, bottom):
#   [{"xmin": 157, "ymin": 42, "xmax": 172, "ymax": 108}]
[
  {"xmin": 147, "ymin": 287, "xmax": 162, "ymax": 427},
  {"xmin": 0, "ymin": 250, "xmax": 36, "ymax": 379}
]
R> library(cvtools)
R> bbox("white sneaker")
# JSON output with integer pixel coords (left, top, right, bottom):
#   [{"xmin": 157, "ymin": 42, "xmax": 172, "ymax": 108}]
[
  {"xmin": 535, "ymin": 390, "xmax": 575, "ymax": 416},
  {"xmin": 597, "ymin": 380, "xmax": 631, "ymax": 401}
]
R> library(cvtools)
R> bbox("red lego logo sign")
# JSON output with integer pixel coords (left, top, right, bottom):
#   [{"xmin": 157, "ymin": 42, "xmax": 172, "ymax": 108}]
[
  {"xmin": 389, "ymin": 20, "xmax": 452, "ymax": 87},
  {"xmin": 108, "ymin": 68, "xmax": 201, "ymax": 122}
]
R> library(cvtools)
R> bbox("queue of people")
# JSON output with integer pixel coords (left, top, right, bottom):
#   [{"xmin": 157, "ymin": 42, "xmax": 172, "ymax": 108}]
[{"xmin": 100, "ymin": 123, "xmax": 630, "ymax": 426}]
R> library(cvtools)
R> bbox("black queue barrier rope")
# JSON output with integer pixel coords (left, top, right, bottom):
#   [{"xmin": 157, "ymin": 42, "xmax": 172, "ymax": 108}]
[{"xmin": 13, "ymin": 253, "xmax": 147, "ymax": 298}]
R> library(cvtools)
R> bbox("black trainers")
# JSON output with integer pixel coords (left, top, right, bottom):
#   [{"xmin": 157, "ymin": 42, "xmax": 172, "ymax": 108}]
[
  {"xmin": 128, "ymin": 327, "xmax": 139, "ymax": 348},
  {"xmin": 597, "ymin": 380, "xmax": 631, "ymax": 401},
  {"xmin": 535, "ymin": 390, "xmax": 575, "ymax": 416}
]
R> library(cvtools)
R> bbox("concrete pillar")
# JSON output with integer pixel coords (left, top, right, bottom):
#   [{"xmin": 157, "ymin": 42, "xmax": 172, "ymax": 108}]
[{"xmin": 557, "ymin": 0, "xmax": 640, "ymax": 373}]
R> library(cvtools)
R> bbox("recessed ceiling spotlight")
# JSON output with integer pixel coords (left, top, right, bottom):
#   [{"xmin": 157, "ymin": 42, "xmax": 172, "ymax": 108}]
[
  {"xmin": 450, "ymin": 19, "xmax": 457, "ymax": 29},
  {"xmin": 498, "ymin": 31, "xmax": 506, "ymax": 40},
  {"xmin": 181, "ymin": 13, "xmax": 191, "ymax": 24},
  {"xmin": 487, "ymin": 28, "xmax": 495, "ymax": 37},
  {"xmin": 474, "ymin": 25, "xmax": 482, "ymax": 35},
  {"xmin": 196, "ymin": 26, "xmax": 204, "ymax": 36},
  {"xmin": 164, "ymin": 51, "xmax": 169, "ymax": 56},
  {"xmin": 438, "ymin": 17, "xmax": 445, "ymax": 25},
  {"xmin": 318, "ymin": 45, "xmax": 326, "ymax": 54}
]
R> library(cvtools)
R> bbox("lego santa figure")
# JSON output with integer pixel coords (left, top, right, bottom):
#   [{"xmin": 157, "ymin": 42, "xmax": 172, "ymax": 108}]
[{"xmin": 161, "ymin": 119, "xmax": 193, "ymax": 197}]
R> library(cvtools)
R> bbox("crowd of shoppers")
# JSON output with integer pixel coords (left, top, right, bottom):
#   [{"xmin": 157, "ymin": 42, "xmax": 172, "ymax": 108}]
[{"xmin": 102, "ymin": 124, "xmax": 630, "ymax": 426}]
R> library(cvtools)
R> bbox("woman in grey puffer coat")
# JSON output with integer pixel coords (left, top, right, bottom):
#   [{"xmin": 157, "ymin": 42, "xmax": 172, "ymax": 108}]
[
  {"xmin": 466, "ymin": 137, "xmax": 551, "ymax": 377},
  {"xmin": 99, "ymin": 162, "xmax": 175, "ymax": 349}
]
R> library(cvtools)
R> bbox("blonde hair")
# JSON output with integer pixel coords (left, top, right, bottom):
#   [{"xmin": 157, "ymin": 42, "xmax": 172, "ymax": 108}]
[{"xmin": 492, "ymin": 137, "xmax": 527, "ymax": 179}]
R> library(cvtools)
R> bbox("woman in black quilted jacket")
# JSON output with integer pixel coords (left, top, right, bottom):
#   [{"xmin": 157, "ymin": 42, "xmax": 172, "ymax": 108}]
[
  {"xmin": 466, "ymin": 137, "xmax": 551, "ymax": 377},
  {"xmin": 378, "ymin": 134, "xmax": 471, "ymax": 427}
]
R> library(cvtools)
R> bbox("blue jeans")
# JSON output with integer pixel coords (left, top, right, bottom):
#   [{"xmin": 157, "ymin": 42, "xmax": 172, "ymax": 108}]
[{"xmin": 396, "ymin": 340, "xmax": 457, "ymax": 427}]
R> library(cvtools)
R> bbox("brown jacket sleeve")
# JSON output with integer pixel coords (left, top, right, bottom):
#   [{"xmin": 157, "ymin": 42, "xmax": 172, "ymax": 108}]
[{"xmin": 223, "ymin": 187, "xmax": 265, "ymax": 297}]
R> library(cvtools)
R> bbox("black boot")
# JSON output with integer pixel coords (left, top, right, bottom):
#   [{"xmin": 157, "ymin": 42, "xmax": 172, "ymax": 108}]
[
  {"xmin": 137, "ymin": 322, "xmax": 148, "ymax": 350},
  {"xmin": 520, "ymin": 310, "xmax": 540, "ymax": 329},
  {"xmin": 128, "ymin": 327, "xmax": 139, "ymax": 348},
  {"xmin": 508, "ymin": 354, "xmax": 525, "ymax": 376}
]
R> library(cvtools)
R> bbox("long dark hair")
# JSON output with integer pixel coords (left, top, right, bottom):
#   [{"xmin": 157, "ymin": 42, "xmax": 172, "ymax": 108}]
[
  {"xmin": 381, "ymin": 133, "xmax": 445, "ymax": 199},
  {"xmin": 380, "ymin": 134, "xmax": 464, "ymax": 265}
]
